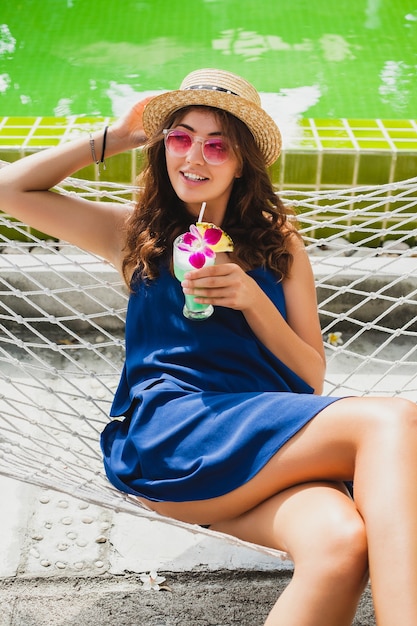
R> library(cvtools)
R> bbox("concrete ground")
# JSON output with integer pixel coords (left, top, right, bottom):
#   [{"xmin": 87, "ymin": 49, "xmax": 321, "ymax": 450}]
[
  {"xmin": 0, "ymin": 472, "xmax": 377, "ymax": 626},
  {"xmin": 0, "ymin": 571, "xmax": 376, "ymax": 626}
]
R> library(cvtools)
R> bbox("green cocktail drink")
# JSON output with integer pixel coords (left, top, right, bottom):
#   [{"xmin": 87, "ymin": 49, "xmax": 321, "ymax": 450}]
[{"xmin": 173, "ymin": 234, "xmax": 215, "ymax": 320}]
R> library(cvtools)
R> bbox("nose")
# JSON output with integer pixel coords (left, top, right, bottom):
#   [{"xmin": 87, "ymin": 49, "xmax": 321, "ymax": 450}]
[{"xmin": 186, "ymin": 138, "xmax": 205, "ymax": 165}]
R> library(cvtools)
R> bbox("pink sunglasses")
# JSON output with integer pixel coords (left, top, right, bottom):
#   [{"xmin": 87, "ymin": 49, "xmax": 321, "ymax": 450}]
[{"xmin": 163, "ymin": 128, "xmax": 231, "ymax": 165}]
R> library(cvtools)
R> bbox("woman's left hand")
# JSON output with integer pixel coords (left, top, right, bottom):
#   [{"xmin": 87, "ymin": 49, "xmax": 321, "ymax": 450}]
[{"xmin": 181, "ymin": 263, "xmax": 259, "ymax": 312}]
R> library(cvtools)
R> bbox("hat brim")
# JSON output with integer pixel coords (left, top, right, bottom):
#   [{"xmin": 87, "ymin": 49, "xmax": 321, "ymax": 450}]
[{"xmin": 142, "ymin": 89, "xmax": 282, "ymax": 167}]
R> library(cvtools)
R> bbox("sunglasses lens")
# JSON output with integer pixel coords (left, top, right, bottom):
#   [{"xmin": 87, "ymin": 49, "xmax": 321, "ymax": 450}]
[
  {"xmin": 203, "ymin": 138, "xmax": 229, "ymax": 164},
  {"xmin": 165, "ymin": 130, "xmax": 193, "ymax": 156},
  {"xmin": 164, "ymin": 129, "xmax": 230, "ymax": 164}
]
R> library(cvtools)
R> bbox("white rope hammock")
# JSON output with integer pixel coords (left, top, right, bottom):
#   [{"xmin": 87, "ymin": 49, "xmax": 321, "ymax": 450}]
[{"xmin": 1, "ymin": 165, "xmax": 417, "ymax": 559}]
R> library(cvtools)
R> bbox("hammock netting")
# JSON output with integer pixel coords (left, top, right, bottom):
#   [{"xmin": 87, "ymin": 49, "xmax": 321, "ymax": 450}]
[{"xmin": 1, "ymin": 164, "xmax": 416, "ymax": 556}]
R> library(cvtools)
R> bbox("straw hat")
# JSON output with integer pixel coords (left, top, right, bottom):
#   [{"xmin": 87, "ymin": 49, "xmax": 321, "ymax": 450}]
[{"xmin": 142, "ymin": 68, "xmax": 282, "ymax": 167}]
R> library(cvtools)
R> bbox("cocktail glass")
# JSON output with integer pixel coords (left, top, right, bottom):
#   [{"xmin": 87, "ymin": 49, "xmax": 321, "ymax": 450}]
[{"xmin": 173, "ymin": 234, "xmax": 215, "ymax": 320}]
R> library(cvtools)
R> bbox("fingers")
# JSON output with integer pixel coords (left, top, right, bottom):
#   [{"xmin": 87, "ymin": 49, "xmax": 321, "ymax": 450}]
[
  {"xmin": 111, "ymin": 96, "xmax": 156, "ymax": 148},
  {"xmin": 132, "ymin": 96, "xmax": 155, "ymax": 120},
  {"xmin": 183, "ymin": 262, "xmax": 237, "ymax": 281},
  {"xmin": 182, "ymin": 263, "xmax": 237, "ymax": 291},
  {"xmin": 181, "ymin": 263, "xmax": 255, "ymax": 310}
]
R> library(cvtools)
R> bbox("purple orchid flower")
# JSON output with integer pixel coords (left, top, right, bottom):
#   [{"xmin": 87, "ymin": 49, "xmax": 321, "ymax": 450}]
[{"xmin": 178, "ymin": 224, "xmax": 222, "ymax": 269}]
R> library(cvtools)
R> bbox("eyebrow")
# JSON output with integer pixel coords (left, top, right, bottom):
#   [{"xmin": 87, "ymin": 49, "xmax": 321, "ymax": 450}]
[{"xmin": 177, "ymin": 122, "xmax": 223, "ymax": 137}]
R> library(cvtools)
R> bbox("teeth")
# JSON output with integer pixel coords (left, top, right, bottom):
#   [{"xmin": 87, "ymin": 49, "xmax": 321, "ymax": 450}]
[{"xmin": 183, "ymin": 172, "xmax": 205, "ymax": 181}]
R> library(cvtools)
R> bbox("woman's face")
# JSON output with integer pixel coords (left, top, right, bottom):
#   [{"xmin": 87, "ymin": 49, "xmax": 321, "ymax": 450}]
[{"xmin": 164, "ymin": 108, "xmax": 241, "ymax": 224}]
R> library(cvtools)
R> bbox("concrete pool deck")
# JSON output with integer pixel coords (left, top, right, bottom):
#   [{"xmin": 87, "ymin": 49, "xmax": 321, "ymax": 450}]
[{"xmin": 0, "ymin": 473, "xmax": 378, "ymax": 626}]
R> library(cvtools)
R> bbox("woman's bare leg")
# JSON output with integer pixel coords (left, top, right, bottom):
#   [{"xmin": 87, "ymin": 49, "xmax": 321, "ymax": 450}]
[
  {"xmin": 145, "ymin": 396, "xmax": 417, "ymax": 625},
  {"xmin": 347, "ymin": 399, "xmax": 417, "ymax": 626},
  {"xmin": 212, "ymin": 481, "xmax": 369, "ymax": 626}
]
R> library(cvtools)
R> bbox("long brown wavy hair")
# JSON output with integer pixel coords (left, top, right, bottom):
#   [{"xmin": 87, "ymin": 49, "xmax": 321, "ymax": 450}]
[{"xmin": 122, "ymin": 106, "xmax": 298, "ymax": 287}]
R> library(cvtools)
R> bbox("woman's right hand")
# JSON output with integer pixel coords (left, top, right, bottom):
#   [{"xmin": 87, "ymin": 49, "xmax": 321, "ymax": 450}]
[{"xmin": 109, "ymin": 96, "xmax": 155, "ymax": 150}]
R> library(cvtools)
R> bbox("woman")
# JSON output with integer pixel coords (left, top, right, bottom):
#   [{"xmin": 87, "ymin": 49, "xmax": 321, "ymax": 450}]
[{"xmin": 0, "ymin": 68, "xmax": 416, "ymax": 626}]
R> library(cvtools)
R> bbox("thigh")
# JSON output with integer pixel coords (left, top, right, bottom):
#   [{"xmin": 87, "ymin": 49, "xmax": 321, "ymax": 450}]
[
  {"xmin": 141, "ymin": 395, "xmax": 405, "ymax": 524},
  {"xmin": 210, "ymin": 481, "xmax": 359, "ymax": 559}
]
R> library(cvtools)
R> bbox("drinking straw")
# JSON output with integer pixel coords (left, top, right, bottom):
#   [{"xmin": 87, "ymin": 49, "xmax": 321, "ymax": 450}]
[{"xmin": 198, "ymin": 202, "xmax": 206, "ymax": 223}]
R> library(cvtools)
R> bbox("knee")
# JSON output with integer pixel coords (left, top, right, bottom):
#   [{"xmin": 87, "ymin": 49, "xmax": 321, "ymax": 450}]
[
  {"xmin": 387, "ymin": 397, "xmax": 417, "ymax": 420},
  {"xmin": 321, "ymin": 514, "xmax": 368, "ymax": 578},
  {"xmin": 365, "ymin": 397, "xmax": 417, "ymax": 440},
  {"xmin": 296, "ymin": 511, "xmax": 368, "ymax": 585},
  {"xmin": 394, "ymin": 398, "xmax": 417, "ymax": 428}
]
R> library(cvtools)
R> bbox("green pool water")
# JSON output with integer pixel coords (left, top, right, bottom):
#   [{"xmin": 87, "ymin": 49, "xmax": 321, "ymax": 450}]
[{"xmin": 1, "ymin": 0, "xmax": 416, "ymax": 120}]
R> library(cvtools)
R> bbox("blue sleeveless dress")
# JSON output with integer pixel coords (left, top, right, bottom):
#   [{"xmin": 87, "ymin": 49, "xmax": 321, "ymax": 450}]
[{"xmin": 100, "ymin": 266, "xmax": 340, "ymax": 502}]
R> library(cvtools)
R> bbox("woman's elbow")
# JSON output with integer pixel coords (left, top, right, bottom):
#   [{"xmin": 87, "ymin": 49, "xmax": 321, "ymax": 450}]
[{"xmin": 311, "ymin": 357, "xmax": 326, "ymax": 395}]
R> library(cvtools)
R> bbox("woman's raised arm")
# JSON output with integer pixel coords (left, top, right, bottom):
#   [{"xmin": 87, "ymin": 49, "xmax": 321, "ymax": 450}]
[{"xmin": 0, "ymin": 98, "xmax": 152, "ymax": 268}]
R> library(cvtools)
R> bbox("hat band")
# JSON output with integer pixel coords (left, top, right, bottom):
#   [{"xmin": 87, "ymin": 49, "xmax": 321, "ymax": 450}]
[{"xmin": 185, "ymin": 84, "xmax": 239, "ymax": 96}]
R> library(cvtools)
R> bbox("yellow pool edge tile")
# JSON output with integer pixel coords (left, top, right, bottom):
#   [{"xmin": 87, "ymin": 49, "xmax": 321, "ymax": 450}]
[{"xmin": 0, "ymin": 116, "xmax": 416, "ymax": 153}]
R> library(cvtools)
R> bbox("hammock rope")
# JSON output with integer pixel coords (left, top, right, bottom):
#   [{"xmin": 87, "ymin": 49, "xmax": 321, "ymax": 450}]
[{"xmin": 1, "ymin": 165, "xmax": 417, "ymax": 558}]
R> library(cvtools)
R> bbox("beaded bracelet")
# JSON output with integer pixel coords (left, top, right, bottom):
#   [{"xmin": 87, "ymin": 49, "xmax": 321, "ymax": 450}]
[{"xmin": 89, "ymin": 126, "xmax": 108, "ymax": 176}]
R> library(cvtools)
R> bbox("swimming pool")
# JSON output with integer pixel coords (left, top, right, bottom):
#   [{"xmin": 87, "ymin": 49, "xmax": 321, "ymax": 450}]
[
  {"xmin": 1, "ymin": 0, "xmax": 416, "ymax": 119},
  {"xmin": 0, "ymin": 1, "xmax": 416, "ymax": 193}
]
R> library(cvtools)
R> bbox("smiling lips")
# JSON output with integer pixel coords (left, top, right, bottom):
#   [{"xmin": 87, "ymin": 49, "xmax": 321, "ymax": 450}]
[{"xmin": 181, "ymin": 171, "xmax": 208, "ymax": 183}]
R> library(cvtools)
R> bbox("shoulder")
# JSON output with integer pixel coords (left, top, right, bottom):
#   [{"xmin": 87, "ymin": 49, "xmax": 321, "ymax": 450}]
[
  {"xmin": 280, "ymin": 217, "xmax": 306, "ymax": 256},
  {"xmin": 278, "ymin": 218, "xmax": 312, "ymax": 282}
]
